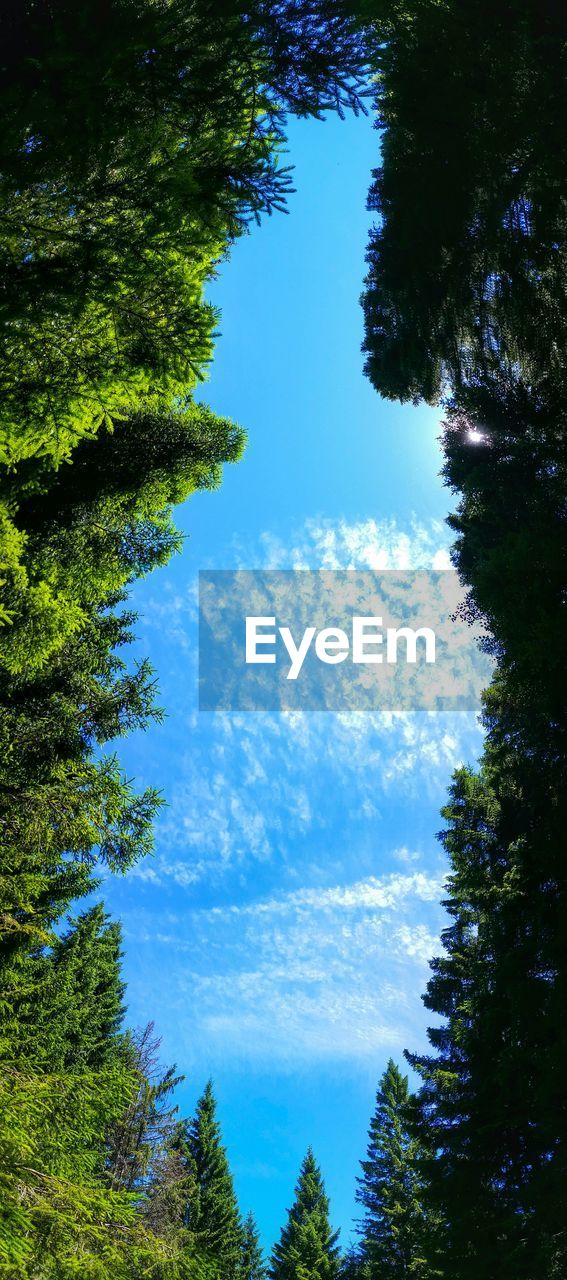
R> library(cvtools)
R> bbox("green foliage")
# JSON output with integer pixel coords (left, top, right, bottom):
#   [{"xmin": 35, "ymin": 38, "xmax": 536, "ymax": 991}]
[
  {"xmin": 186, "ymin": 1081, "xmax": 244, "ymax": 1278},
  {"xmin": 361, "ymin": 0, "xmax": 567, "ymax": 402},
  {"xmin": 9, "ymin": 904, "xmax": 126, "ymax": 1072},
  {"xmin": 0, "ymin": 2, "xmax": 379, "ymax": 1276},
  {"xmin": 404, "ymin": 373, "xmax": 567, "ymax": 1278},
  {"xmin": 441, "ymin": 377, "xmax": 565, "ymax": 718},
  {"xmin": 357, "ymin": 3, "xmax": 567, "ymax": 1276},
  {"xmin": 408, "ymin": 671, "xmax": 567, "ymax": 1279},
  {"xmin": 0, "ymin": 1061, "xmax": 168, "ymax": 1278},
  {"xmin": 338, "ymin": 1248, "xmax": 371, "ymax": 1280},
  {"xmin": 107, "ymin": 1023, "xmax": 184, "ymax": 1198},
  {"xmin": 1, "ymin": 400, "xmax": 245, "ymax": 675},
  {"xmin": 0, "ymin": 0, "xmax": 372, "ymax": 469},
  {"xmin": 356, "ymin": 1062, "xmax": 438, "ymax": 1279},
  {"xmin": 270, "ymin": 1149, "xmax": 340, "ymax": 1280},
  {"xmin": 241, "ymin": 1211, "xmax": 268, "ymax": 1280}
]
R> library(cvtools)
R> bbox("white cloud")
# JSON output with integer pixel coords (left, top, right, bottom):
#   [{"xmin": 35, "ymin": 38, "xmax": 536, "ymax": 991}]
[
  {"xmin": 114, "ymin": 515, "xmax": 483, "ymax": 1072},
  {"xmin": 247, "ymin": 516, "xmax": 451, "ymax": 573},
  {"xmin": 123, "ymin": 871, "xmax": 448, "ymax": 1068}
]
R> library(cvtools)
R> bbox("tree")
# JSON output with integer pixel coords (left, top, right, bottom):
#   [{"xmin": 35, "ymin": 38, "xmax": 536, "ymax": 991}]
[
  {"xmin": 440, "ymin": 376, "xmax": 565, "ymax": 721},
  {"xmin": 356, "ymin": 1062, "xmax": 436, "ymax": 1280},
  {"xmin": 357, "ymin": 5, "xmax": 567, "ymax": 1276},
  {"xmin": 107, "ymin": 1023, "xmax": 183, "ymax": 1196},
  {"xmin": 185, "ymin": 1080, "xmax": 244, "ymax": 1277},
  {"xmin": 404, "ymin": 370, "xmax": 567, "ymax": 1280},
  {"xmin": 10, "ymin": 903, "xmax": 125, "ymax": 1072},
  {"xmin": 360, "ymin": 0, "xmax": 567, "ymax": 403},
  {"xmin": 0, "ymin": 0, "xmax": 374, "ymax": 470},
  {"xmin": 1, "ymin": 399, "xmax": 245, "ymax": 675},
  {"xmin": 408, "ymin": 681, "xmax": 567, "ymax": 1280},
  {"xmin": 270, "ymin": 1148, "xmax": 340, "ymax": 1280},
  {"xmin": 0, "ymin": 4, "xmax": 380, "ymax": 1274},
  {"xmin": 339, "ymin": 1246, "xmax": 371, "ymax": 1280},
  {"xmin": 241, "ymin": 1210, "xmax": 268, "ymax": 1280},
  {"xmin": 0, "ymin": 1059, "xmax": 165, "ymax": 1277},
  {"xmin": 0, "ymin": 401, "xmax": 244, "ymax": 976}
]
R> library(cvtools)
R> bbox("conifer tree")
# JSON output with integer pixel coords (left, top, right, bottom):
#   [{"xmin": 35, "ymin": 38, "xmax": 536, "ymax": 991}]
[
  {"xmin": 361, "ymin": 0, "xmax": 567, "ymax": 403},
  {"xmin": 106, "ymin": 1022, "xmax": 183, "ymax": 1197},
  {"xmin": 270, "ymin": 1148, "xmax": 340, "ymax": 1280},
  {"xmin": 356, "ymin": 1061, "xmax": 435, "ymax": 1280},
  {"xmin": 241, "ymin": 1210, "xmax": 268, "ymax": 1280},
  {"xmin": 339, "ymin": 1246, "xmax": 370, "ymax": 1280},
  {"xmin": 1, "ymin": 400, "xmax": 245, "ymax": 675},
  {"xmin": 13, "ymin": 903, "xmax": 125, "ymax": 1071},
  {"xmin": 186, "ymin": 1080, "xmax": 244, "ymax": 1277}
]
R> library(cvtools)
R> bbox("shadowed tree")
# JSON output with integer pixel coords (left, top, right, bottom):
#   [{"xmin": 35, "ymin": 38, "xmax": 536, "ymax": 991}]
[
  {"xmin": 356, "ymin": 1061, "xmax": 436, "ymax": 1280},
  {"xmin": 361, "ymin": 0, "xmax": 567, "ymax": 403}
]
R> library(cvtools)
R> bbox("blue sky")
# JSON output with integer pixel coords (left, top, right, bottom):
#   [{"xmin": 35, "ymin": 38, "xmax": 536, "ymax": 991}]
[{"xmin": 101, "ymin": 110, "xmax": 485, "ymax": 1252}]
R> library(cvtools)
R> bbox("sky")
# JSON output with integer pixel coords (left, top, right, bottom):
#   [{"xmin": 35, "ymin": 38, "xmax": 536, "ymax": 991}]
[{"xmin": 101, "ymin": 109, "xmax": 485, "ymax": 1252}]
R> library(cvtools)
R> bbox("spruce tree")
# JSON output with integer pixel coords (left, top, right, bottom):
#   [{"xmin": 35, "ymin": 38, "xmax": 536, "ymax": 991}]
[
  {"xmin": 241, "ymin": 1210, "xmax": 268, "ymax": 1280},
  {"xmin": 356, "ymin": 1061, "xmax": 435, "ymax": 1280},
  {"xmin": 361, "ymin": 0, "xmax": 567, "ymax": 403},
  {"xmin": 339, "ymin": 1246, "xmax": 370, "ymax": 1280},
  {"xmin": 186, "ymin": 1080, "xmax": 244, "ymax": 1277},
  {"xmin": 13, "ymin": 903, "xmax": 125, "ymax": 1071},
  {"xmin": 270, "ymin": 1148, "xmax": 340, "ymax": 1280}
]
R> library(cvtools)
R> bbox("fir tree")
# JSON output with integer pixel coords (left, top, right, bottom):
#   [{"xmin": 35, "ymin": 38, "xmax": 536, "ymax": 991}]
[
  {"xmin": 13, "ymin": 903, "xmax": 125, "ymax": 1071},
  {"xmin": 241, "ymin": 1210, "xmax": 268, "ymax": 1280},
  {"xmin": 270, "ymin": 1148, "xmax": 340, "ymax": 1280},
  {"xmin": 186, "ymin": 1080, "xmax": 244, "ymax": 1277},
  {"xmin": 356, "ymin": 1062, "xmax": 435, "ymax": 1280},
  {"xmin": 339, "ymin": 1246, "xmax": 370, "ymax": 1280},
  {"xmin": 361, "ymin": 0, "xmax": 567, "ymax": 403}
]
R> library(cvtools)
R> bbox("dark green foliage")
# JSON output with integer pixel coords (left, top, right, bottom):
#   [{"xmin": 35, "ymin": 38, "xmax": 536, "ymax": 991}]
[
  {"xmin": 406, "ymin": 375, "xmax": 567, "ymax": 1279},
  {"xmin": 338, "ymin": 1248, "xmax": 369, "ymax": 1280},
  {"xmin": 0, "ymin": 1, "xmax": 378, "ymax": 1273},
  {"xmin": 241, "ymin": 1211, "xmax": 268, "ymax": 1280},
  {"xmin": 11, "ymin": 903, "xmax": 125, "ymax": 1072},
  {"xmin": 356, "ymin": 1061, "xmax": 436, "ymax": 1279},
  {"xmin": 185, "ymin": 1081, "xmax": 244, "ymax": 1278},
  {"xmin": 357, "ymin": 3, "xmax": 567, "ymax": 1277},
  {"xmin": 270, "ymin": 1148, "xmax": 340, "ymax": 1280},
  {"xmin": 0, "ymin": 0, "xmax": 373, "ymax": 469},
  {"xmin": 441, "ymin": 378, "xmax": 566, "ymax": 718},
  {"xmin": 361, "ymin": 0, "xmax": 567, "ymax": 403},
  {"xmin": 408, "ymin": 676, "xmax": 567, "ymax": 1280}
]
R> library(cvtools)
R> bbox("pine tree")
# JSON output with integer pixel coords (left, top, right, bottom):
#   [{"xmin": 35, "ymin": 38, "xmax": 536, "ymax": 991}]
[
  {"xmin": 105, "ymin": 1023, "xmax": 181, "ymax": 1195},
  {"xmin": 339, "ymin": 1246, "xmax": 371, "ymax": 1280},
  {"xmin": 12, "ymin": 903, "xmax": 125, "ymax": 1071},
  {"xmin": 0, "ymin": 1057, "xmax": 162, "ymax": 1276},
  {"xmin": 270, "ymin": 1148, "xmax": 340, "ymax": 1280},
  {"xmin": 1, "ymin": 400, "xmax": 245, "ymax": 676},
  {"xmin": 0, "ymin": 0, "xmax": 373, "ymax": 472},
  {"xmin": 356, "ymin": 1062, "xmax": 435, "ymax": 1280},
  {"xmin": 186, "ymin": 1080, "xmax": 244, "ymax": 1277},
  {"xmin": 241, "ymin": 1210, "xmax": 268, "ymax": 1280},
  {"xmin": 360, "ymin": 0, "xmax": 567, "ymax": 403}
]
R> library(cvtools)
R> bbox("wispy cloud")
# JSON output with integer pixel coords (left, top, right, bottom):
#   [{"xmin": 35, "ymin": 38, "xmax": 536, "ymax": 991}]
[
  {"xmin": 237, "ymin": 516, "xmax": 452, "ymax": 572},
  {"xmin": 113, "ymin": 516, "xmax": 483, "ymax": 1074},
  {"xmin": 124, "ymin": 871, "xmax": 446, "ymax": 1068},
  {"xmin": 137, "ymin": 707, "xmax": 479, "ymax": 888}
]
